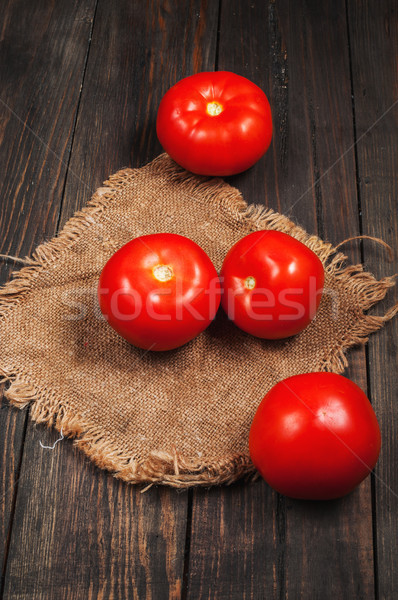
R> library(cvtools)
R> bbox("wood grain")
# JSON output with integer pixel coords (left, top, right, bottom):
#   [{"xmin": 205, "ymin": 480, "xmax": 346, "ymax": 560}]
[
  {"xmin": 0, "ymin": 0, "xmax": 97, "ymax": 593},
  {"xmin": 184, "ymin": 1, "xmax": 375, "ymax": 598},
  {"xmin": 0, "ymin": 387, "xmax": 27, "ymax": 585},
  {"xmin": 3, "ymin": 430, "xmax": 188, "ymax": 600},
  {"xmin": 3, "ymin": 1, "xmax": 220, "ymax": 599},
  {"xmin": 348, "ymin": 1, "xmax": 398, "ymax": 598},
  {"xmin": 186, "ymin": 482, "xmax": 279, "ymax": 600}
]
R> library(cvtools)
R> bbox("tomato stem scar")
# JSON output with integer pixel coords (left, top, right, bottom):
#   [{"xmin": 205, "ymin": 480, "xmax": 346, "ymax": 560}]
[
  {"xmin": 153, "ymin": 264, "xmax": 174, "ymax": 282},
  {"xmin": 206, "ymin": 101, "xmax": 223, "ymax": 116},
  {"xmin": 244, "ymin": 276, "xmax": 256, "ymax": 290}
]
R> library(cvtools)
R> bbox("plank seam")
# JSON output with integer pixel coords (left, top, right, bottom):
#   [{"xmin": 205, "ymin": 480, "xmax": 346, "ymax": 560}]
[
  {"xmin": 345, "ymin": 1, "xmax": 379, "ymax": 598},
  {"xmin": 0, "ymin": 411, "xmax": 29, "ymax": 600},
  {"xmin": 181, "ymin": 489, "xmax": 193, "ymax": 600},
  {"xmin": 214, "ymin": 0, "xmax": 223, "ymax": 71},
  {"xmin": 55, "ymin": 0, "xmax": 100, "ymax": 236}
]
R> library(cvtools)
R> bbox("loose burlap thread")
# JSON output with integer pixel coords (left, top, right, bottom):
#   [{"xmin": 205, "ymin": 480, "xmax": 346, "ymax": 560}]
[{"xmin": 1, "ymin": 154, "xmax": 396, "ymax": 487}]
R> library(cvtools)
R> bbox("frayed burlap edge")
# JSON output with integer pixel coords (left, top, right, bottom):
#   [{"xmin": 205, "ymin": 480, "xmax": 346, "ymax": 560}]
[{"xmin": 1, "ymin": 153, "xmax": 397, "ymax": 488}]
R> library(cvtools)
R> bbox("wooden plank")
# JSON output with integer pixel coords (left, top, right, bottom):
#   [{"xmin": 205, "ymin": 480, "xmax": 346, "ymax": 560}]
[
  {"xmin": 0, "ymin": 386, "xmax": 27, "ymax": 585},
  {"xmin": 348, "ymin": 1, "xmax": 398, "ymax": 598},
  {"xmin": 184, "ymin": 0, "xmax": 375, "ymax": 597},
  {"xmin": 3, "ymin": 1, "xmax": 220, "ymax": 598},
  {"xmin": 4, "ymin": 431, "xmax": 188, "ymax": 600},
  {"xmin": 0, "ymin": 0, "xmax": 97, "ymax": 591},
  {"xmin": 269, "ymin": 1, "xmax": 374, "ymax": 595},
  {"xmin": 186, "ymin": 482, "xmax": 283, "ymax": 599}
]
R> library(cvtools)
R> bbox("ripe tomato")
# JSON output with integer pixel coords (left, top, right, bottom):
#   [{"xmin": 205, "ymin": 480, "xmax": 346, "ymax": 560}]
[
  {"xmin": 249, "ymin": 373, "xmax": 381, "ymax": 500},
  {"xmin": 156, "ymin": 71, "xmax": 272, "ymax": 176},
  {"xmin": 98, "ymin": 233, "xmax": 221, "ymax": 351},
  {"xmin": 220, "ymin": 230, "xmax": 324, "ymax": 339}
]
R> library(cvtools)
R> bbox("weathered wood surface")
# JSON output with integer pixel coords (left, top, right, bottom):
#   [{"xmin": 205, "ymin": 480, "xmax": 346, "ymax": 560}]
[
  {"xmin": 0, "ymin": 0, "xmax": 98, "ymax": 594},
  {"xmin": 348, "ymin": 1, "xmax": 398, "ymax": 598},
  {"xmin": 0, "ymin": 1, "xmax": 396, "ymax": 598}
]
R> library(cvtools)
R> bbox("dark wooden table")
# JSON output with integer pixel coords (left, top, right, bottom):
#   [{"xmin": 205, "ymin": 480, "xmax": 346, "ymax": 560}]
[{"xmin": 1, "ymin": 1, "xmax": 397, "ymax": 598}]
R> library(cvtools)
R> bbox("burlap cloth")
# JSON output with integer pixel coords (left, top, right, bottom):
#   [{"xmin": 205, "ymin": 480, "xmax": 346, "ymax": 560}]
[{"xmin": 0, "ymin": 154, "xmax": 396, "ymax": 487}]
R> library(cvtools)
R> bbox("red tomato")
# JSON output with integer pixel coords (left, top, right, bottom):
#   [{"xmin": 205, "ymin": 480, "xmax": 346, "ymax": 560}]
[
  {"xmin": 156, "ymin": 71, "xmax": 272, "ymax": 176},
  {"xmin": 249, "ymin": 373, "xmax": 381, "ymax": 500},
  {"xmin": 98, "ymin": 233, "xmax": 220, "ymax": 351},
  {"xmin": 220, "ymin": 230, "xmax": 324, "ymax": 339}
]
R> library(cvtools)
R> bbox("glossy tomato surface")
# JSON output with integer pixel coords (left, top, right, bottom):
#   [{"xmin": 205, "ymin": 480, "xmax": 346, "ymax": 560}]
[
  {"xmin": 98, "ymin": 233, "xmax": 220, "ymax": 351},
  {"xmin": 156, "ymin": 71, "xmax": 272, "ymax": 176},
  {"xmin": 220, "ymin": 230, "xmax": 324, "ymax": 339},
  {"xmin": 249, "ymin": 373, "xmax": 381, "ymax": 500}
]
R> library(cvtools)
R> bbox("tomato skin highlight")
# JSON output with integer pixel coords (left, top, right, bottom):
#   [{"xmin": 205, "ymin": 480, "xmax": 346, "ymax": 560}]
[
  {"xmin": 156, "ymin": 71, "xmax": 273, "ymax": 176},
  {"xmin": 249, "ymin": 373, "xmax": 381, "ymax": 500},
  {"xmin": 98, "ymin": 233, "xmax": 221, "ymax": 351},
  {"xmin": 220, "ymin": 230, "xmax": 325, "ymax": 339}
]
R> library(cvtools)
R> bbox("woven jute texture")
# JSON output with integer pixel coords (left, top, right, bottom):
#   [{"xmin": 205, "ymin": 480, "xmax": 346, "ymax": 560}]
[{"xmin": 1, "ymin": 154, "xmax": 396, "ymax": 487}]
